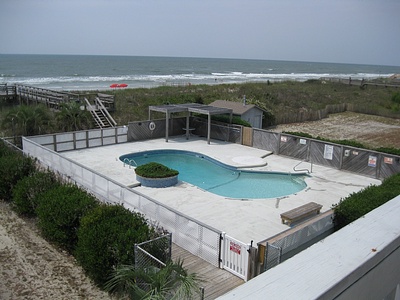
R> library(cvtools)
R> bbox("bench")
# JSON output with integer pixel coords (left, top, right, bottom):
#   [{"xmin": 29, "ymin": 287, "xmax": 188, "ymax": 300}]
[{"xmin": 280, "ymin": 202, "xmax": 323, "ymax": 226}]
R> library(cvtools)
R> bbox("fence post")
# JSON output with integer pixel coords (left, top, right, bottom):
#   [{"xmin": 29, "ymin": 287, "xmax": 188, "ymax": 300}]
[
  {"xmin": 247, "ymin": 243, "xmax": 258, "ymax": 281},
  {"xmin": 200, "ymin": 287, "xmax": 205, "ymax": 300},
  {"xmin": 134, "ymin": 243, "xmax": 138, "ymax": 269},
  {"xmin": 168, "ymin": 232, "xmax": 172, "ymax": 261},
  {"xmin": 219, "ymin": 232, "xmax": 225, "ymax": 269}
]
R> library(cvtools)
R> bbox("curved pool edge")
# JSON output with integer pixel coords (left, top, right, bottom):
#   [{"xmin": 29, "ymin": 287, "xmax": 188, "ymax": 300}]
[{"xmin": 119, "ymin": 149, "xmax": 308, "ymax": 199}]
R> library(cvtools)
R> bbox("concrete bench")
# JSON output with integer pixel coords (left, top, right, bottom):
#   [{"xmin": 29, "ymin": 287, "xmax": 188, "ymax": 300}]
[{"xmin": 280, "ymin": 202, "xmax": 323, "ymax": 226}]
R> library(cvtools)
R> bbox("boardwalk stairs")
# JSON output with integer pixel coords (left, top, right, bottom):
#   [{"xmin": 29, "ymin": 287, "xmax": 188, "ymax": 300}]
[
  {"xmin": 84, "ymin": 96, "xmax": 117, "ymax": 129},
  {"xmin": 9, "ymin": 84, "xmax": 117, "ymax": 129}
]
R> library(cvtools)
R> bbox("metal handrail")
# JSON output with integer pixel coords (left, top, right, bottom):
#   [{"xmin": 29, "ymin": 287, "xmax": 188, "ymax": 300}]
[{"xmin": 293, "ymin": 160, "xmax": 313, "ymax": 174}]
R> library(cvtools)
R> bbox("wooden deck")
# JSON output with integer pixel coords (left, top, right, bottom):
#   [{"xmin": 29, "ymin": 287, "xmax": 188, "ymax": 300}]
[{"xmin": 172, "ymin": 243, "xmax": 243, "ymax": 300}]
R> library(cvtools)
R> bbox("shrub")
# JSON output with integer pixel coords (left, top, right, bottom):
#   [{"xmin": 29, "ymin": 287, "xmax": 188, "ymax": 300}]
[
  {"xmin": 195, "ymin": 114, "xmax": 252, "ymax": 127},
  {"xmin": 0, "ymin": 154, "xmax": 36, "ymax": 201},
  {"xmin": 333, "ymin": 173, "xmax": 400, "ymax": 230},
  {"xmin": 283, "ymin": 131, "xmax": 313, "ymax": 138},
  {"xmin": 374, "ymin": 147, "xmax": 400, "ymax": 156},
  {"xmin": 135, "ymin": 162, "xmax": 179, "ymax": 178},
  {"xmin": 316, "ymin": 136, "xmax": 365, "ymax": 149},
  {"xmin": 75, "ymin": 204, "xmax": 155, "ymax": 287},
  {"xmin": 0, "ymin": 140, "xmax": 14, "ymax": 157},
  {"xmin": 36, "ymin": 184, "xmax": 99, "ymax": 253},
  {"xmin": 391, "ymin": 92, "xmax": 400, "ymax": 104},
  {"xmin": 12, "ymin": 171, "xmax": 60, "ymax": 217}
]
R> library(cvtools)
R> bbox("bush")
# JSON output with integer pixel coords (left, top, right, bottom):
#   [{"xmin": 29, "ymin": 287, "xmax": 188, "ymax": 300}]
[
  {"xmin": 374, "ymin": 147, "xmax": 400, "ymax": 156},
  {"xmin": 283, "ymin": 131, "xmax": 313, "ymax": 138},
  {"xmin": 333, "ymin": 173, "xmax": 400, "ymax": 230},
  {"xmin": 75, "ymin": 204, "xmax": 155, "ymax": 286},
  {"xmin": 36, "ymin": 184, "xmax": 99, "ymax": 253},
  {"xmin": 0, "ymin": 140, "xmax": 14, "ymax": 157},
  {"xmin": 195, "ymin": 114, "xmax": 252, "ymax": 127},
  {"xmin": 135, "ymin": 162, "xmax": 179, "ymax": 178},
  {"xmin": 12, "ymin": 171, "xmax": 60, "ymax": 217},
  {"xmin": 391, "ymin": 92, "xmax": 400, "ymax": 104},
  {"xmin": 0, "ymin": 153, "xmax": 36, "ymax": 202}
]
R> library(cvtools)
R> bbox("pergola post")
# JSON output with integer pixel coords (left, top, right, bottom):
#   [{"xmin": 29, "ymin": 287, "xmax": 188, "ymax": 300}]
[
  {"xmin": 207, "ymin": 114, "xmax": 211, "ymax": 144},
  {"xmin": 185, "ymin": 111, "xmax": 190, "ymax": 140},
  {"xmin": 165, "ymin": 112, "xmax": 169, "ymax": 142}
]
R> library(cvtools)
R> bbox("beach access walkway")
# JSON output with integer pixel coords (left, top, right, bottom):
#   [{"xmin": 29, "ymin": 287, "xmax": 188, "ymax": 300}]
[{"xmin": 172, "ymin": 243, "xmax": 243, "ymax": 299}]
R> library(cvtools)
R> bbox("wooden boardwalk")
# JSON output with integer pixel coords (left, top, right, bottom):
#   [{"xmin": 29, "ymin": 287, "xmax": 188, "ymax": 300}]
[{"xmin": 172, "ymin": 243, "xmax": 243, "ymax": 300}]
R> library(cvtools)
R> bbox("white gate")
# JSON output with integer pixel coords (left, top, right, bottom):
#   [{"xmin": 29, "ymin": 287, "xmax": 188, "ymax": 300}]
[{"xmin": 221, "ymin": 233, "xmax": 249, "ymax": 281}]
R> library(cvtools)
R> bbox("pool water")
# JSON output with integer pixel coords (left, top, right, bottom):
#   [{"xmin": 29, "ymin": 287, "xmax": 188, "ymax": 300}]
[{"xmin": 120, "ymin": 150, "xmax": 307, "ymax": 199}]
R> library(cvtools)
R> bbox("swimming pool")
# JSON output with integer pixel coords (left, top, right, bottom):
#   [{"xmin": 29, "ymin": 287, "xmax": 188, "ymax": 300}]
[{"xmin": 120, "ymin": 150, "xmax": 308, "ymax": 199}]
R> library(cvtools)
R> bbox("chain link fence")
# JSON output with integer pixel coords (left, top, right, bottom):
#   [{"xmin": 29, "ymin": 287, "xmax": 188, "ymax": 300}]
[
  {"xmin": 135, "ymin": 233, "xmax": 172, "ymax": 271},
  {"xmin": 263, "ymin": 243, "xmax": 282, "ymax": 271},
  {"xmin": 134, "ymin": 233, "xmax": 172, "ymax": 293}
]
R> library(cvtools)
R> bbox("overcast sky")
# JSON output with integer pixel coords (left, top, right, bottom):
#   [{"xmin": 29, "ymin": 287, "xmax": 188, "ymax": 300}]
[{"xmin": 1, "ymin": 0, "xmax": 399, "ymax": 66}]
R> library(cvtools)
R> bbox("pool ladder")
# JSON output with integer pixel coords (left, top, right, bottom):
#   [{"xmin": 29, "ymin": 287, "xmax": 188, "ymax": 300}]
[
  {"xmin": 123, "ymin": 158, "xmax": 138, "ymax": 168},
  {"xmin": 293, "ymin": 160, "xmax": 313, "ymax": 174}
]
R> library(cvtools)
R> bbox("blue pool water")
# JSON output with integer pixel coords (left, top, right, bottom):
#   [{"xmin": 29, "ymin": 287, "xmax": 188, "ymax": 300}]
[{"xmin": 120, "ymin": 150, "xmax": 307, "ymax": 199}]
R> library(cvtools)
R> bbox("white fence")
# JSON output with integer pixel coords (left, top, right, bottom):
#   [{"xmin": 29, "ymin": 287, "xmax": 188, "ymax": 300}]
[
  {"xmin": 221, "ymin": 233, "xmax": 250, "ymax": 281},
  {"xmin": 22, "ymin": 137, "xmax": 222, "ymax": 268},
  {"xmin": 22, "ymin": 129, "xmax": 257, "ymax": 281},
  {"xmin": 27, "ymin": 126, "xmax": 128, "ymax": 152}
]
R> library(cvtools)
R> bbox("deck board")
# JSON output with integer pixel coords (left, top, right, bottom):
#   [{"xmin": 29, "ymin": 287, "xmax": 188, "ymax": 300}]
[{"xmin": 172, "ymin": 243, "xmax": 243, "ymax": 300}]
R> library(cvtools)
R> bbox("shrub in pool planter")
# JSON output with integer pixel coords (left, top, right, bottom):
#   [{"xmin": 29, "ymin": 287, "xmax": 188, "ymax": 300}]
[{"xmin": 135, "ymin": 162, "xmax": 179, "ymax": 188}]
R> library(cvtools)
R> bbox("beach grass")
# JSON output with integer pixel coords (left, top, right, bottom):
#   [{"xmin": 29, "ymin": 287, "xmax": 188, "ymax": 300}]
[
  {"xmin": 1, "ymin": 80, "xmax": 399, "ymax": 136},
  {"xmin": 106, "ymin": 80, "xmax": 399, "ymax": 125}
]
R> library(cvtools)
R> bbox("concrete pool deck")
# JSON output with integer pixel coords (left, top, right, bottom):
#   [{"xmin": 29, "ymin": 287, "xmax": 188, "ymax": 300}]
[{"xmin": 62, "ymin": 136, "xmax": 381, "ymax": 244}]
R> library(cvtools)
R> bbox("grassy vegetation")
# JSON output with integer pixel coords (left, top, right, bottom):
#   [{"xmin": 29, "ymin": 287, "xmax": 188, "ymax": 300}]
[
  {"xmin": 104, "ymin": 80, "xmax": 400, "ymax": 125},
  {"xmin": 1, "ymin": 80, "xmax": 399, "ymax": 134}
]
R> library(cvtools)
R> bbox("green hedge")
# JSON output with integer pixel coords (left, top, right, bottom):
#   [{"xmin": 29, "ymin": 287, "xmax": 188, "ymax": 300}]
[
  {"xmin": 75, "ymin": 204, "xmax": 155, "ymax": 286},
  {"xmin": 0, "ymin": 140, "xmax": 14, "ymax": 157},
  {"xmin": 36, "ymin": 184, "xmax": 99, "ymax": 253},
  {"xmin": 135, "ymin": 162, "xmax": 179, "ymax": 178},
  {"xmin": 12, "ymin": 171, "xmax": 60, "ymax": 217},
  {"xmin": 0, "ymin": 151, "xmax": 36, "ymax": 202},
  {"xmin": 333, "ymin": 173, "xmax": 400, "ymax": 230}
]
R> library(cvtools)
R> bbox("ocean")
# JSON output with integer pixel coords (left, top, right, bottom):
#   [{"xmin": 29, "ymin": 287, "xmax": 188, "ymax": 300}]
[{"xmin": 1, "ymin": 54, "xmax": 399, "ymax": 91}]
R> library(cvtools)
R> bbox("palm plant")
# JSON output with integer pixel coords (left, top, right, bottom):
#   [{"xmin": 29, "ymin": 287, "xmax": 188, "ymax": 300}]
[
  {"xmin": 2, "ymin": 104, "xmax": 51, "ymax": 136},
  {"xmin": 104, "ymin": 259, "xmax": 202, "ymax": 300},
  {"xmin": 56, "ymin": 101, "xmax": 93, "ymax": 131}
]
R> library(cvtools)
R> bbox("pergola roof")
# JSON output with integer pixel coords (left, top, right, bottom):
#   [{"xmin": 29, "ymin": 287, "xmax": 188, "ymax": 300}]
[
  {"xmin": 148, "ymin": 103, "xmax": 233, "ymax": 144},
  {"xmin": 148, "ymin": 103, "xmax": 233, "ymax": 116}
]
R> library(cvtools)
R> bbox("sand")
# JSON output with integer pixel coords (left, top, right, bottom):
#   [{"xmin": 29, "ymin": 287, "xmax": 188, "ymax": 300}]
[
  {"xmin": 0, "ymin": 201, "xmax": 112, "ymax": 300},
  {"xmin": 271, "ymin": 111, "xmax": 400, "ymax": 149}
]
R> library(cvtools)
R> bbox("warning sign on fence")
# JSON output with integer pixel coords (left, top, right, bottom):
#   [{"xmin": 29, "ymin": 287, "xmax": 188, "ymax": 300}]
[{"xmin": 230, "ymin": 241, "xmax": 241, "ymax": 255}]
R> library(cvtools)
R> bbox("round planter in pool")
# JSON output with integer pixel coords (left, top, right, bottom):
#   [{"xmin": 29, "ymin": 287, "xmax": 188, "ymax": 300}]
[{"xmin": 136, "ymin": 174, "xmax": 178, "ymax": 188}]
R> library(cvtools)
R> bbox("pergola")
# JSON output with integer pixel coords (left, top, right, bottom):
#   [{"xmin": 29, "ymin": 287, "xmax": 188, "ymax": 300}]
[{"xmin": 148, "ymin": 103, "xmax": 233, "ymax": 144}]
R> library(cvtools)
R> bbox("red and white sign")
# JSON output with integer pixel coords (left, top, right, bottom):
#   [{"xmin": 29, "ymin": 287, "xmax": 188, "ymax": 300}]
[
  {"xmin": 384, "ymin": 157, "xmax": 393, "ymax": 164},
  {"xmin": 230, "ymin": 241, "xmax": 241, "ymax": 255}
]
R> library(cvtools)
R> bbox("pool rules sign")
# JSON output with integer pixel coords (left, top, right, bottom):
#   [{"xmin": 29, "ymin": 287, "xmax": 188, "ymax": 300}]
[{"xmin": 230, "ymin": 241, "xmax": 241, "ymax": 254}]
